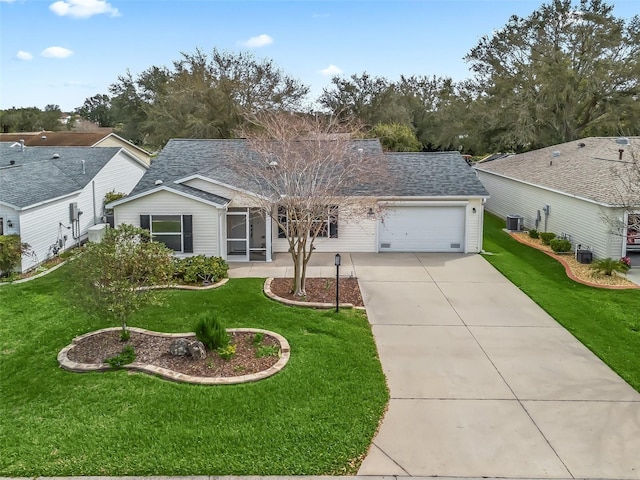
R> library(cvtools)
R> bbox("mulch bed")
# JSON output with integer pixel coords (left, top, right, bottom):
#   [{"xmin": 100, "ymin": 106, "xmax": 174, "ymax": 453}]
[
  {"xmin": 66, "ymin": 330, "xmax": 280, "ymax": 378},
  {"xmin": 269, "ymin": 277, "xmax": 364, "ymax": 307}
]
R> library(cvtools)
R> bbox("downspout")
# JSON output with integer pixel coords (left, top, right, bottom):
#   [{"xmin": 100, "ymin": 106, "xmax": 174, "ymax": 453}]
[{"xmin": 92, "ymin": 181, "xmax": 97, "ymax": 225}]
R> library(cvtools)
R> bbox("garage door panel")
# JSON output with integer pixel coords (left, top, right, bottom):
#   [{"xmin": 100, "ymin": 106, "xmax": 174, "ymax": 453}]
[{"xmin": 379, "ymin": 206, "xmax": 465, "ymax": 252}]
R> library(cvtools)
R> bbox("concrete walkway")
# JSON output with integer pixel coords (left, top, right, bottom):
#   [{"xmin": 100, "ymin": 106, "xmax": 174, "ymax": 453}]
[{"xmin": 231, "ymin": 253, "xmax": 640, "ymax": 479}]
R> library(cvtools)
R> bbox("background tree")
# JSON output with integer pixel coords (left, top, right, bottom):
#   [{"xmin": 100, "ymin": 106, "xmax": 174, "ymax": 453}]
[
  {"xmin": 72, "ymin": 225, "xmax": 174, "ymax": 334},
  {"xmin": 103, "ymin": 48, "xmax": 309, "ymax": 149},
  {"xmin": 235, "ymin": 112, "xmax": 386, "ymax": 296},
  {"xmin": 465, "ymin": 0, "xmax": 640, "ymax": 152},
  {"xmin": 369, "ymin": 123, "xmax": 421, "ymax": 152},
  {"xmin": 0, "ymin": 106, "xmax": 65, "ymax": 133},
  {"xmin": 76, "ymin": 94, "xmax": 114, "ymax": 127}
]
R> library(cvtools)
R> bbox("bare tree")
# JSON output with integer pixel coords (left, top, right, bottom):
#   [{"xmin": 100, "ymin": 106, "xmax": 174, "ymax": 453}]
[{"xmin": 235, "ymin": 112, "xmax": 385, "ymax": 296}]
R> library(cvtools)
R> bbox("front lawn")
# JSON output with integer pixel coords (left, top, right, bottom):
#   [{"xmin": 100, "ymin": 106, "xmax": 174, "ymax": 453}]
[
  {"xmin": 0, "ymin": 267, "xmax": 388, "ymax": 476},
  {"xmin": 482, "ymin": 213, "xmax": 640, "ymax": 391}
]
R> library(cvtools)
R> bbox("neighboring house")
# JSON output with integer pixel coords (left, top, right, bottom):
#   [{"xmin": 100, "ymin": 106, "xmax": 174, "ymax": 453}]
[
  {"xmin": 474, "ymin": 137, "xmax": 640, "ymax": 259},
  {"xmin": 0, "ymin": 145, "xmax": 149, "ymax": 272},
  {"xmin": 0, "ymin": 131, "xmax": 153, "ymax": 165},
  {"xmin": 109, "ymin": 139, "xmax": 489, "ymax": 262}
]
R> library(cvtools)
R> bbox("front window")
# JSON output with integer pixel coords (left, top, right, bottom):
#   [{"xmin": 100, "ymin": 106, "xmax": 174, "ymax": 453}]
[
  {"xmin": 151, "ymin": 215, "xmax": 182, "ymax": 251},
  {"xmin": 277, "ymin": 205, "xmax": 338, "ymax": 239}
]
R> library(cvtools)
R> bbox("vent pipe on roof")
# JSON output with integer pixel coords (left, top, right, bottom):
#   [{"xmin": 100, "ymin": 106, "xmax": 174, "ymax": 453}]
[
  {"xmin": 52, "ymin": 153, "xmax": 60, "ymax": 159},
  {"xmin": 19, "ymin": 139, "xmax": 24, "ymax": 152},
  {"xmin": 81, "ymin": 159, "xmax": 85, "ymax": 174},
  {"xmin": 619, "ymin": 149, "xmax": 624, "ymax": 161}
]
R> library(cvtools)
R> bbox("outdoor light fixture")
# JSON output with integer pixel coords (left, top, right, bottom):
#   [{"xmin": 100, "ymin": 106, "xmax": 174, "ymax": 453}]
[
  {"xmin": 335, "ymin": 253, "xmax": 341, "ymax": 313},
  {"xmin": 6, "ymin": 219, "xmax": 13, "ymax": 228},
  {"xmin": 367, "ymin": 207, "xmax": 375, "ymax": 217},
  {"xmin": 472, "ymin": 207, "xmax": 477, "ymax": 213}
]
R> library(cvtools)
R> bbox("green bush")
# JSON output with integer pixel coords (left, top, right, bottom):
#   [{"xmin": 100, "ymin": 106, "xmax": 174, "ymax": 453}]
[
  {"xmin": 217, "ymin": 344, "xmax": 236, "ymax": 361},
  {"xmin": 104, "ymin": 345, "xmax": 136, "ymax": 368},
  {"xmin": 591, "ymin": 258, "xmax": 630, "ymax": 276},
  {"xmin": 528, "ymin": 229, "xmax": 539, "ymax": 239},
  {"xmin": 549, "ymin": 238, "xmax": 571, "ymax": 252},
  {"xmin": 0, "ymin": 235, "xmax": 33, "ymax": 277},
  {"xmin": 174, "ymin": 255, "xmax": 228, "ymax": 284},
  {"xmin": 256, "ymin": 345, "xmax": 280, "ymax": 358},
  {"xmin": 194, "ymin": 313, "xmax": 229, "ymax": 350},
  {"xmin": 539, "ymin": 232, "xmax": 557, "ymax": 245}
]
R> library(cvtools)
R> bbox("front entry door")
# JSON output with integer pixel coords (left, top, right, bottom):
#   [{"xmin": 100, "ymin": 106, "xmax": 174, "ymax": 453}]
[{"xmin": 226, "ymin": 211, "xmax": 248, "ymax": 261}]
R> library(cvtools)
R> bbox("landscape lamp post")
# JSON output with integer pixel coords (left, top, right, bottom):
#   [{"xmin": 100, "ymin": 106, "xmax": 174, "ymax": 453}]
[{"xmin": 335, "ymin": 253, "xmax": 341, "ymax": 313}]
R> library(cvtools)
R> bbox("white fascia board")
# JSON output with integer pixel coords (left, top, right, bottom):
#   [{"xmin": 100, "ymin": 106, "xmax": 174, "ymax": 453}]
[
  {"xmin": 475, "ymin": 168, "xmax": 616, "ymax": 208},
  {"xmin": 175, "ymin": 174, "xmax": 268, "ymax": 200},
  {"xmin": 107, "ymin": 186, "xmax": 227, "ymax": 209},
  {"xmin": 0, "ymin": 200, "xmax": 21, "ymax": 210},
  {"xmin": 17, "ymin": 190, "xmax": 82, "ymax": 212}
]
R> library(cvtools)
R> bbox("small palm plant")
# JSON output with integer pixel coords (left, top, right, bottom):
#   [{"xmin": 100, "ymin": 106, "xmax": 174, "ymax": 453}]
[{"xmin": 590, "ymin": 257, "xmax": 630, "ymax": 276}]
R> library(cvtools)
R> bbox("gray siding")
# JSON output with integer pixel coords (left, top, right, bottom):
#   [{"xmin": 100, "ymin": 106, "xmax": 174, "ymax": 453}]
[{"xmin": 477, "ymin": 171, "xmax": 624, "ymax": 259}]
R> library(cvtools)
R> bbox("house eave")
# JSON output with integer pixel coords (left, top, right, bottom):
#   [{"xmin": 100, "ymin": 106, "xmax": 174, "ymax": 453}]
[
  {"xmin": 175, "ymin": 174, "xmax": 269, "ymax": 200},
  {"xmin": 107, "ymin": 186, "xmax": 229, "ymax": 209},
  {"xmin": 3, "ymin": 190, "xmax": 82, "ymax": 212}
]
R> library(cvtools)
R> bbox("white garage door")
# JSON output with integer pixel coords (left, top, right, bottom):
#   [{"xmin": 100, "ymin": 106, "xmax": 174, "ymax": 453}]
[{"xmin": 378, "ymin": 206, "xmax": 466, "ymax": 252}]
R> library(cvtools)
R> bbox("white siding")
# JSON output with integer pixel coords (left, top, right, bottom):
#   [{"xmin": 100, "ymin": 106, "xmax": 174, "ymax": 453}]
[
  {"xmin": 18, "ymin": 194, "xmax": 80, "ymax": 272},
  {"xmin": 114, "ymin": 190, "xmax": 221, "ymax": 257},
  {"xmin": 477, "ymin": 171, "xmax": 624, "ymax": 259},
  {"xmin": 272, "ymin": 204, "xmax": 378, "ymax": 253},
  {"xmin": 183, "ymin": 178, "xmax": 259, "ymax": 207},
  {"xmin": 94, "ymin": 137, "xmax": 152, "ymax": 165},
  {"xmin": 0, "ymin": 204, "xmax": 19, "ymax": 237},
  {"xmin": 466, "ymin": 198, "xmax": 485, "ymax": 253},
  {"xmin": 76, "ymin": 150, "xmax": 147, "ymax": 228}
]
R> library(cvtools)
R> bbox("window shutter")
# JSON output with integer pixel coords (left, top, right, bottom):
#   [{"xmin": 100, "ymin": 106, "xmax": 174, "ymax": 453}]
[
  {"xmin": 183, "ymin": 215, "xmax": 193, "ymax": 253},
  {"xmin": 140, "ymin": 215, "xmax": 150, "ymax": 230}
]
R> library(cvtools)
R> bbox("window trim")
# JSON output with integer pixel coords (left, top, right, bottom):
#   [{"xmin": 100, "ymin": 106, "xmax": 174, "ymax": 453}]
[
  {"xmin": 277, "ymin": 205, "xmax": 338, "ymax": 239},
  {"xmin": 140, "ymin": 214, "xmax": 193, "ymax": 253}
]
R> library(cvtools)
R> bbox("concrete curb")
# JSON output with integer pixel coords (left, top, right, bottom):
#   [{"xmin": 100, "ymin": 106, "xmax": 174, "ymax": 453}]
[
  {"xmin": 263, "ymin": 277, "xmax": 357, "ymax": 309},
  {"xmin": 139, "ymin": 277, "xmax": 229, "ymax": 291},
  {"xmin": 0, "ymin": 260, "xmax": 67, "ymax": 287},
  {"xmin": 58, "ymin": 326, "xmax": 290, "ymax": 385}
]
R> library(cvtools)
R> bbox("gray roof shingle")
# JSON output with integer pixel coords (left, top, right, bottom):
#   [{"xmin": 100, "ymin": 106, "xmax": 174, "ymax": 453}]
[
  {"xmin": 128, "ymin": 139, "xmax": 487, "ymax": 200},
  {"xmin": 0, "ymin": 145, "xmax": 121, "ymax": 208},
  {"xmin": 474, "ymin": 137, "xmax": 639, "ymax": 206}
]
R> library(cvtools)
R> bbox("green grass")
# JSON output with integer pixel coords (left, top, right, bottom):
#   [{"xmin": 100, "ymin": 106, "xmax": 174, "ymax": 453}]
[
  {"xmin": 482, "ymin": 213, "xmax": 640, "ymax": 391},
  {"xmin": 0, "ymin": 267, "xmax": 388, "ymax": 476}
]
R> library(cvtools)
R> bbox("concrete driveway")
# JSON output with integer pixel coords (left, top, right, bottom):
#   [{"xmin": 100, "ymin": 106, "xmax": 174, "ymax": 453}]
[
  {"xmin": 230, "ymin": 252, "xmax": 640, "ymax": 479},
  {"xmin": 351, "ymin": 252, "xmax": 640, "ymax": 480}
]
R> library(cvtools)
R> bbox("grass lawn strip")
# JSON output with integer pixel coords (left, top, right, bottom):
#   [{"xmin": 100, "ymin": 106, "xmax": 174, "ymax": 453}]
[
  {"xmin": 0, "ymin": 268, "xmax": 388, "ymax": 476},
  {"xmin": 482, "ymin": 212, "xmax": 640, "ymax": 392}
]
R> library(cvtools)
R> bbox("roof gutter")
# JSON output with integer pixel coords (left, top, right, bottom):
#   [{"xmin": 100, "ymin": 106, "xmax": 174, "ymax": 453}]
[{"xmin": 2, "ymin": 190, "xmax": 82, "ymax": 212}]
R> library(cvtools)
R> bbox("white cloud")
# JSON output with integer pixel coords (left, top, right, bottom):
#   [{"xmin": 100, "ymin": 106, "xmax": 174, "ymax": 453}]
[
  {"xmin": 41, "ymin": 46, "xmax": 74, "ymax": 58},
  {"xmin": 319, "ymin": 64, "xmax": 343, "ymax": 76},
  {"xmin": 1, "ymin": 0, "xmax": 17, "ymax": 3},
  {"xmin": 241, "ymin": 34, "xmax": 273, "ymax": 48},
  {"xmin": 16, "ymin": 51, "xmax": 33, "ymax": 61},
  {"xmin": 49, "ymin": 0, "xmax": 120, "ymax": 19}
]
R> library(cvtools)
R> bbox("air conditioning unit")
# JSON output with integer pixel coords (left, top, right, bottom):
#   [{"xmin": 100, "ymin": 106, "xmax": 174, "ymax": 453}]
[{"xmin": 506, "ymin": 215, "xmax": 523, "ymax": 231}]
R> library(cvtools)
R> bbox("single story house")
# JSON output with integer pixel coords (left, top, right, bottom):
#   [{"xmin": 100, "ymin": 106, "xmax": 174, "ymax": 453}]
[
  {"xmin": 109, "ymin": 139, "xmax": 489, "ymax": 262},
  {"xmin": 0, "ymin": 144, "xmax": 148, "ymax": 272},
  {"xmin": 0, "ymin": 131, "xmax": 153, "ymax": 165},
  {"xmin": 474, "ymin": 137, "xmax": 640, "ymax": 259}
]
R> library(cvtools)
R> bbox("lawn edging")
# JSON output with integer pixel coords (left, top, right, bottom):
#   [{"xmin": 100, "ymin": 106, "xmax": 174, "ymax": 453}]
[
  {"xmin": 509, "ymin": 232, "xmax": 639, "ymax": 290},
  {"xmin": 264, "ymin": 277, "xmax": 358, "ymax": 309},
  {"xmin": 58, "ymin": 326, "xmax": 290, "ymax": 385},
  {"xmin": 0, "ymin": 260, "xmax": 67, "ymax": 287}
]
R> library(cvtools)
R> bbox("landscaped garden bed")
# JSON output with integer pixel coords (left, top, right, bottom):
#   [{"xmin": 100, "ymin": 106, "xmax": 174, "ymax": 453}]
[{"xmin": 0, "ymin": 266, "xmax": 388, "ymax": 476}]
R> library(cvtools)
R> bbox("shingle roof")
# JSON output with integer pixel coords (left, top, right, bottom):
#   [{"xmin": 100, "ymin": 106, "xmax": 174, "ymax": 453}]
[
  {"xmin": 0, "ymin": 145, "xmax": 121, "ymax": 208},
  {"xmin": 474, "ymin": 137, "xmax": 639, "ymax": 206},
  {"xmin": 127, "ymin": 138, "xmax": 487, "ymax": 200}
]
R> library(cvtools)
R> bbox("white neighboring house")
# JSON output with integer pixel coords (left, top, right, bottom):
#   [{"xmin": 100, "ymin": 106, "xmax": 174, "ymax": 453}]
[
  {"xmin": 0, "ymin": 144, "xmax": 148, "ymax": 272},
  {"xmin": 108, "ymin": 139, "xmax": 489, "ymax": 262},
  {"xmin": 474, "ymin": 137, "xmax": 640, "ymax": 259}
]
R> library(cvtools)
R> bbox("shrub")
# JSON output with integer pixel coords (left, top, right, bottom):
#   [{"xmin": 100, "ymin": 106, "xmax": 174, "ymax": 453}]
[
  {"xmin": 104, "ymin": 345, "xmax": 136, "ymax": 368},
  {"xmin": 528, "ymin": 229, "xmax": 539, "ymax": 239},
  {"xmin": 174, "ymin": 255, "xmax": 229, "ymax": 284},
  {"xmin": 539, "ymin": 232, "xmax": 557, "ymax": 245},
  {"xmin": 0, "ymin": 235, "xmax": 33, "ymax": 277},
  {"xmin": 591, "ymin": 258, "xmax": 630, "ymax": 276},
  {"xmin": 549, "ymin": 238, "xmax": 571, "ymax": 252},
  {"xmin": 217, "ymin": 344, "xmax": 236, "ymax": 361},
  {"xmin": 252, "ymin": 332, "xmax": 265, "ymax": 346},
  {"xmin": 194, "ymin": 313, "xmax": 229, "ymax": 350}
]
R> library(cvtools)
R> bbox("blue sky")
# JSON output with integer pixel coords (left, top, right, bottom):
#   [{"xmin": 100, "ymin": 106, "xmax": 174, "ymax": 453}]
[{"xmin": 1, "ymin": 0, "xmax": 637, "ymax": 112}]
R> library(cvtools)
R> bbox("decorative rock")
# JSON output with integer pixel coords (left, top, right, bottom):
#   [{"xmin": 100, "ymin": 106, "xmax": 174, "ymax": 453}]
[
  {"xmin": 188, "ymin": 340, "xmax": 207, "ymax": 360},
  {"xmin": 169, "ymin": 338, "xmax": 190, "ymax": 357}
]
